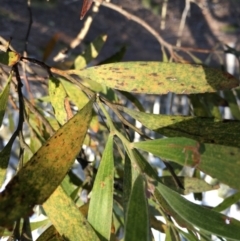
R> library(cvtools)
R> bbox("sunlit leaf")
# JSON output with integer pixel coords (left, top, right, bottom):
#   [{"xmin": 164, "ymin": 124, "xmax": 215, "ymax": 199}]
[
  {"xmin": 88, "ymin": 135, "xmax": 114, "ymax": 241},
  {"xmin": 74, "ymin": 35, "xmax": 107, "ymax": 69},
  {"xmin": 0, "ymin": 51, "xmax": 20, "ymax": 66},
  {"xmin": 76, "ymin": 62, "xmax": 238, "ymax": 94},
  {"xmin": 156, "ymin": 182, "xmax": 240, "ymax": 240},
  {"xmin": 60, "ymin": 78, "xmax": 89, "ymax": 110},
  {"xmin": 125, "ymin": 175, "xmax": 150, "ymax": 241},
  {"xmin": 49, "ymin": 77, "xmax": 67, "ymax": 125},
  {"xmin": 122, "ymin": 107, "xmax": 240, "ymax": 148},
  {"xmin": 0, "ymin": 97, "xmax": 94, "ymax": 227},
  {"xmin": 133, "ymin": 137, "xmax": 240, "ymax": 190},
  {"xmin": 43, "ymin": 186, "xmax": 99, "ymax": 241}
]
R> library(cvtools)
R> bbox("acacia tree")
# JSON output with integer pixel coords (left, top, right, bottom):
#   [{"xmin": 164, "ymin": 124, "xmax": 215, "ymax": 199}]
[{"xmin": 0, "ymin": 1, "xmax": 240, "ymax": 241}]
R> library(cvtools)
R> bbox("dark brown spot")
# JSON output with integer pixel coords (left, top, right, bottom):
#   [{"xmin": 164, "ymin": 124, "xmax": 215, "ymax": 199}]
[
  {"xmin": 139, "ymin": 63, "xmax": 147, "ymax": 66},
  {"xmin": 46, "ymin": 143, "xmax": 50, "ymax": 146},
  {"xmin": 132, "ymin": 88, "xmax": 138, "ymax": 91},
  {"xmin": 130, "ymin": 76, "xmax": 135, "ymax": 79},
  {"xmin": 158, "ymin": 82, "xmax": 163, "ymax": 85},
  {"xmin": 191, "ymin": 85, "xmax": 196, "ymax": 89},
  {"xmin": 107, "ymin": 78, "xmax": 113, "ymax": 80},
  {"xmin": 181, "ymin": 83, "xmax": 185, "ymax": 86},
  {"xmin": 230, "ymin": 152, "xmax": 235, "ymax": 156},
  {"xmin": 149, "ymin": 73, "xmax": 158, "ymax": 77}
]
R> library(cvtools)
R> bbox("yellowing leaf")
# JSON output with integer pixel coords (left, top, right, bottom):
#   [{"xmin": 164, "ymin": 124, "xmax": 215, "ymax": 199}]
[
  {"xmin": 77, "ymin": 62, "xmax": 239, "ymax": 94},
  {"xmin": 0, "ymin": 51, "xmax": 20, "ymax": 66},
  {"xmin": 0, "ymin": 97, "xmax": 94, "ymax": 227},
  {"xmin": 43, "ymin": 186, "xmax": 99, "ymax": 241},
  {"xmin": 49, "ymin": 77, "xmax": 67, "ymax": 125}
]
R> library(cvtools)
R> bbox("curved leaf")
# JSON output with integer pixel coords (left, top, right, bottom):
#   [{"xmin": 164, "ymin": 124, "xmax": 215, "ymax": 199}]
[
  {"xmin": 156, "ymin": 182, "xmax": 240, "ymax": 240},
  {"xmin": 133, "ymin": 137, "xmax": 240, "ymax": 190},
  {"xmin": 0, "ymin": 97, "xmax": 94, "ymax": 227},
  {"xmin": 125, "ymin": 175, "xmax": 150, "ymax": 241},
  {"xmin": 122, "ymin": 107, "xmax": 240, "ymax": 148},
  {"xmin": 43, "ymin": 186, "xmax": 99, "ymax": 241},
  {"xmin": 213, "ymin": 192, "xmax": 240, "ymax": 212},
  {"xmin": 77, "ymin": 62, "xmax": 238, "ymax": 94},
  {"xmin": 88, "ymin": 135, "xmax": 114, "ymax": 241}
]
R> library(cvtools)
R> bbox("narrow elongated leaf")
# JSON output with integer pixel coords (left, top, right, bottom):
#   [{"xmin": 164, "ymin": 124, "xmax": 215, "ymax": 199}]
[
  {"xmin": 133, "ymin": 137, "xmax": 240, "ymax": 190},
  {"xmin": 88, "ymin": 136, "xmax": 114, "ymax": 241},
  {"xmin": 0, "ymin": 138, "xmax": 15, "ymax": 188},
  {"xmin": 156, "ymin": 182, "xmax": 240, "ymax": 240},
  {"xmin": 0, "ymin": 51, "xmax": 20, "ymax": 66},
  {"xmin": 49, "ymin": 77, "xmax": 67, "ymax": 125},
  {"xmin": 0, "ymin": 98, "xmax": 94, "ymax": 227},
  {"xmin": 43, "ymin": 186, "xmax": 99, "ymax": 241},
  {"xmin": 213, "ymin": 192, "xmax": 240, "ymax": 212},
  {"xmin": 36, "ymin": 225, "xmax": 64, "ymax": 241},
  {"xmin": 0, "ymin": 72, "xmax": 12, "ymax": 126},
  {"xmin": 125, "ymin": 175, "xmax": 150, "ymax": 241},
  {"xmin": 122, "ymin": 107, "xmax": 240, "ymax": 148},
  {"xmin": 76, "ymin": 62, "xmax": 238, "ymax": 94},
  {"xmin": 160, "ymin": 176, "xmax": 218, "ymax": 195}
]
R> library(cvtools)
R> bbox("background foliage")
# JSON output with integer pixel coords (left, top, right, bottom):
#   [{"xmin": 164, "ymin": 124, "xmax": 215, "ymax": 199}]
[{"xmin": 0, "ymin": 0, "xmax": 240, "ymax": 240}]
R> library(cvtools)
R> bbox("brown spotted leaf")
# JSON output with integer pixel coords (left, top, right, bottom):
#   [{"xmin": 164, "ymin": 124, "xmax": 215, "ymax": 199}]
[
  {"xmin": 77, "ymin": 62, "xmax": 238, "ymax": 94},
  {"xmin": 121, "ymin": 107, "xmax": 240, "ymax": 148},
  {"xmin": 43, "ymin": 186, "xmax": 100, "ymax": 241},
  {"xmin": 133, "ymin": 137, "xmax": 240, "ymax": 190},
  {"xmin": 0, "ymin": 97, "xmax": 94, "ymax": 227}
]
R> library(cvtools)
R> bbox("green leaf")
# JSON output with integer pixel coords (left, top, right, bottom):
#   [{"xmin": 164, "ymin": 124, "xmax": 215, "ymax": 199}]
[
  {"xmin": 43, "ymin": 186, "xmax": 99, "ymax": 241},
  {"xmin": 160, "ymin": 176, "xmax": 218, "ymax": 195},
  {"xmin": 60, "ymin": 78, "xmax": 89, "ymax": 110},
  {"xmin": 156, "ymin": 182, "xmax": 240, "ymax": 240},
  {"xmin": 77, "ymin": 62, "xmax": 238, "ymax": 94},
  {"xmin": 213, "ymin": 192, "xmax": 240, "ymax": 212},
  {"xmin": 0, "ymin": 51, "xmax": 20, "ymax": 66},
  {"xmin": 74, "ymin": 35, "xmax": 107, "ymax": 69},
  {"xmin": 133, "ymin": 137, "xmax": 240, "ymax": 190},
  {"xmin": 49, "ymin": 77, "xmax": 67, "ymax": 125},
  {"xmin": 0, "ymin": 97, "xmax": 94, "ymax": 227},
  {"xmin": 0, "ymin": 137, "xmax": 15, "ymax": 187},
  {"xmin": 88, "ymin": 135, "xmax": 114, "ymax": 241},
  {"xmin": 36, "ymin": 225, "xmax": 64, "ymax": 241},
  {"xmin": 122, "ymin": 107, "xmax": 240, "ymax": 148},
  {"xmin": 223, "ymin": 90, "xmax": 240, "ymax": 120},
  {"xmin": 125, "ymin": 175, "xmax": 150, "ymax": 241},
  {"xmin": 0, "ymin": 72, "xmax": 12, "ymax": 126}
]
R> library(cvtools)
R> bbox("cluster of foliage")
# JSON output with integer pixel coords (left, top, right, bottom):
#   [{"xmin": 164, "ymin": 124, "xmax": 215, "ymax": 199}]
[{"xmin": 1, "ymin": 2, "xmax": 240, "ymax": 241}]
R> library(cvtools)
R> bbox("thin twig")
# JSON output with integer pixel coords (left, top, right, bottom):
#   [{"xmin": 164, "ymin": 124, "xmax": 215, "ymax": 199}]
[{"xmin": 99, "ymin": 1, "xmax": 182, "ymax": 61}]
